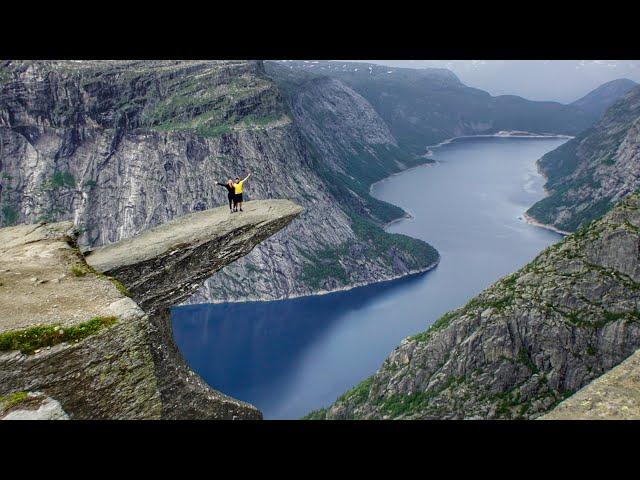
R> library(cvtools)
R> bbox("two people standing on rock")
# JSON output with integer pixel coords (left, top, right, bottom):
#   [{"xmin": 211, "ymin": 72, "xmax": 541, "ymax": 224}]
[{"xmin": 217, "ymin": 173, "xmax": 251, "ymax": 213}]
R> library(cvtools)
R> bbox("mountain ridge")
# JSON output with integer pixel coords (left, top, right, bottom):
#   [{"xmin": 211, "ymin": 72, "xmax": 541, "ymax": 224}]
[
  {"xmin": 571, "ymin": 78, "xmax": 638, "ymax": 119},
  {"xmin": 310, "ymin": 191, "xmax": 640, "ymax": 419},
  {"xmin": 0, "ymin": 60, "xmax": 438, "ymax": 304},
  {"xmin": 273, "ymin": 60, "xmax": 597, "ymax": 152},
  {"xmin": 527, "ymin": 85, "xmax": 640, "ymax": 232}
]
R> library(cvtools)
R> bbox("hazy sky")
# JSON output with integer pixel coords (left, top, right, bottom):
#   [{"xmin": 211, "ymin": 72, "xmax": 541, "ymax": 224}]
[{"xmin": 359, "ymin": 60, "xmax": 640, "ymax": 104}]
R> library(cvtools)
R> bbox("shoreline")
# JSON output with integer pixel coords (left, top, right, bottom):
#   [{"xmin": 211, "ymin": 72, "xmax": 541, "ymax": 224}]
[
  {"xmin": 187, "ymin": 132, "xmax": 570, "ymax": 307},
  {"xmin": 382, "ymin": 211, "xmax": 414, "ymax": 229},
  {"xmin": 424, "ymin": 131, "xmax": 574, "ymax": 150},
  {"xmin": 373, "ymin": 131, "xmax": 573, "ymax": 231},
  {"xmin": 183, "ymin": 260, "xmax": 440, "ymax": 306},
  {"xmin": 369, "ymin": 160, "xmax": 437, "ymax": 201},
  {"xmin": 520, "ymin": 141, "xmax": 572, "ymax": 236},
  {"xmin": 521, "ymin": 212, "xmax": 570, "ymax": 236},
  {"xmin": 424, "ymin": 132, "xmax": 574, "ymax": 156}
]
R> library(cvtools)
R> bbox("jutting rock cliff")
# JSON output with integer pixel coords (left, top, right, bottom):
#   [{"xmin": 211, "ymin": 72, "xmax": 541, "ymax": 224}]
[{"xmin": 0, "ymin": 200, "xmax": 301, "ymax": 419}]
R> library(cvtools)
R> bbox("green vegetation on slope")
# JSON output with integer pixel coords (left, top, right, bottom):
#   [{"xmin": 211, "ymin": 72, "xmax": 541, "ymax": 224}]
[
  {"xmin": 527, "ymin": 85, "xmax": 640, "ymax": 231},
  {"xmin": 0, "ymin": 316, "xmax": 118, "ymax": 355},
  {"xmin": 299, "ymin": 245, "xmax": 349, "ymax": 289},
  {"xmin": 0, "ymin": 391, "xmax": 28, "ymax": 411},
  {"xmin": 1, "ymin": 205, "xmax": 19, "ymax": 226},
  {"xmin": 136, "ymin": 67, "xmax": 288, "ymax": 137},
  {"xmin": 303, "ymin": 377, "xmax": 374, "ymax": 419},
  {"xmin": 267, "ymin": 62, "xmax": 440, "ymax": 290},
  {"xmin": 299, "ymin": 152, "xmax": 439, "ymax": 290},
  {"xmin": 525, "ymin": 132, "xmax": 613, "ymax": 231},
  {"xmin": 47, "ymin": 170, "xmax": 76, "ymax": 189},
  {"xmin": 311, "ymin": 192, "xmax": 640, "ymax": 420},
  {"xmin": 1, "ymin": 173, "xmax": 19, "ymax": 226},
  {"xmin": 299, "ymin": 210, "xmax": 440, "ymax": 290},
  {"xmin": 349, "ymin": 211, "xmax": 439, "ymax": 269}
]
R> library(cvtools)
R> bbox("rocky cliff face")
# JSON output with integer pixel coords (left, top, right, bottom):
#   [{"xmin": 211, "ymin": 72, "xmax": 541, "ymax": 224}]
[
  {"xmin": 265, "ymin": 63, "xmax": 430, "ymax": 226},
  {"xmin": 541, "ymin": 347, "xmax": 640, "ymax": 419},
  {"xmin": 267, "ymin": 65, "xmax": 399, "ymax": 173},
  {"xmin": 527, "ymin": 85, "xmax": 640, "ymax": 232},
  {"xmin": 87, "ymin": 200, "xmax": 303, "ymax": 313},
  {"xmin": 0, "ymin": 60, "xmax": 437, "ymax": 304},
  {"xmin": 0, "ymin": 200, "xmax": 300, "ymax": 419},
  {"xmin": 311, "ymin": 192, "xmax": 640, "ymax": 419}
]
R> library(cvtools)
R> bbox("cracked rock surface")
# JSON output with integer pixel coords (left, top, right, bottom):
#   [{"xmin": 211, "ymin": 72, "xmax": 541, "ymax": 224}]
[
  {"xmin": 1, "ymin": 392, "xmax": 69, "ymax": 420},
  {"xmin": 86, "ymin": 199, "xmax": 303, "ymax": 313},
  {"xmin": 542, "ymin": 348, "xmax": 640, "ymax": 419}
]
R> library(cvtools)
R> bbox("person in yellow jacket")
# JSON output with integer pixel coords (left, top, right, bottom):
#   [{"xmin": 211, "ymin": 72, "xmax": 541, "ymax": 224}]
[{"xmin": 233, "ymin": 172, "xmax": 251, "ymax": 212}]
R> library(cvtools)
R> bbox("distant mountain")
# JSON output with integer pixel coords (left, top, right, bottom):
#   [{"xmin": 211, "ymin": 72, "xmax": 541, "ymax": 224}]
[
  {"xmin": 274, "ymin": 61, "xmax": 596, "ymax": 153},
  {"xmin": 363, "ymin": 61, "xmax": 640, "ymax": 103},
  {"xmin": 527, "ymin": 85, "xmax": 640, "ymax": 232},
  {"xmin": 571, "ymin": 78, "xmax": 638, "ymax": 120}
]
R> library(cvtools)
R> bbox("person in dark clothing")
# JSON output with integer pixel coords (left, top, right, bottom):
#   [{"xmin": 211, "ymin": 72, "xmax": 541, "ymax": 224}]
[{"xmin": 217, "ymin": 179, "xmax": 236, "ymax": 212}]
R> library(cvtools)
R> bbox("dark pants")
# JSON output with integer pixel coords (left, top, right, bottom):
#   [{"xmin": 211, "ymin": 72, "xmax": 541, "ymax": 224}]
[{"xmin": 228, "ymin": 194, "xmax": 234, "ymax": 210}]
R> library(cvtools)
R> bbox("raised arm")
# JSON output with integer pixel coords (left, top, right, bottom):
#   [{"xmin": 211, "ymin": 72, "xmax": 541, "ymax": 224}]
[{"xmin": 242, "ymin": 173, "xmax": 251, "ymax": 182}]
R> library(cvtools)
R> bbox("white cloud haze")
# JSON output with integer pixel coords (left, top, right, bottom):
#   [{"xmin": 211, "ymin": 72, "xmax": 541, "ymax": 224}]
[{"xmin": 353, "ymin": 60, "xmax": 640, "ymax": 103}]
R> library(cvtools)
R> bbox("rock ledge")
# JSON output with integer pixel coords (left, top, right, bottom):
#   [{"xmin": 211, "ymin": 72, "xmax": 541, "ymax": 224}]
[{"xmin": 0, "ymin": 199, "xmax": 302, "ymax": 419}]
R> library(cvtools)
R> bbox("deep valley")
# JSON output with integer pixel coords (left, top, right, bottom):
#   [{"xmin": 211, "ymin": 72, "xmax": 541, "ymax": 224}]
[{"xmin": 2, "ymin": 59, "xmax": 640, "ymax": 420}]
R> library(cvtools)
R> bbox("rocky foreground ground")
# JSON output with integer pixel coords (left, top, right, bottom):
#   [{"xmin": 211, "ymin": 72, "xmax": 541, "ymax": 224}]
[{"xmin": 0, "ymin": 200, "xmax": 301, "ymax": 419}]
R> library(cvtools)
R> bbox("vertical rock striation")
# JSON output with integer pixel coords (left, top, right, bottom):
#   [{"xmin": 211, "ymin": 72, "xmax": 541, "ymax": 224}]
[
  {"xmin": 541, "ymin": 348, "xmax": 640, "ymax": 420},
  {"xmin": 0, "ymin": 60, "xmax": 437, "ymax": 303}
]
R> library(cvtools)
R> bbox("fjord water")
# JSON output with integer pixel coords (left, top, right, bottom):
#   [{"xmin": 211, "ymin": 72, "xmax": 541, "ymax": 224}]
[{"xmin": 172, "ymin": 136, "xmax": 567, "ymax": 419}]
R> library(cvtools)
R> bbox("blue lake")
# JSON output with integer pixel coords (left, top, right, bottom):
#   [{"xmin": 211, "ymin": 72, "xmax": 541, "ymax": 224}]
[{"xmin": 171, "ymin": 136, "xmax": 567, "ymax": 419}]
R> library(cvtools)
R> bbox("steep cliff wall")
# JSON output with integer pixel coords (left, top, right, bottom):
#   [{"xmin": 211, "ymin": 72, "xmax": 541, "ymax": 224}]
[
  {"xmin": 0, "ymin": 60, "xmax": 437, "ymax": 303},
  {"xmin": 310, "ymin": 192, "xmax": 640, "ymax": 419},
  {"xmin": 542, "ymin": 347, "xmax": 640, "ymax": 419},
  {"xmin": 527, "ymin": 86, "xmax": 640, "ymax": 232},
  {"xmin": 266, "ymin": 63, "xmax": 429, "ymax": 226},
  {"xmin": 0, "ymin": 200, "xmax": 301, "ymax": 419}
]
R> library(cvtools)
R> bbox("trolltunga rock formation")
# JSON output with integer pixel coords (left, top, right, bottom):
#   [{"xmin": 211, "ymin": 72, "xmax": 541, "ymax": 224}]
[{"xmin": 0, "ymin": 199, "xmax": 302, "ymax": 419}]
